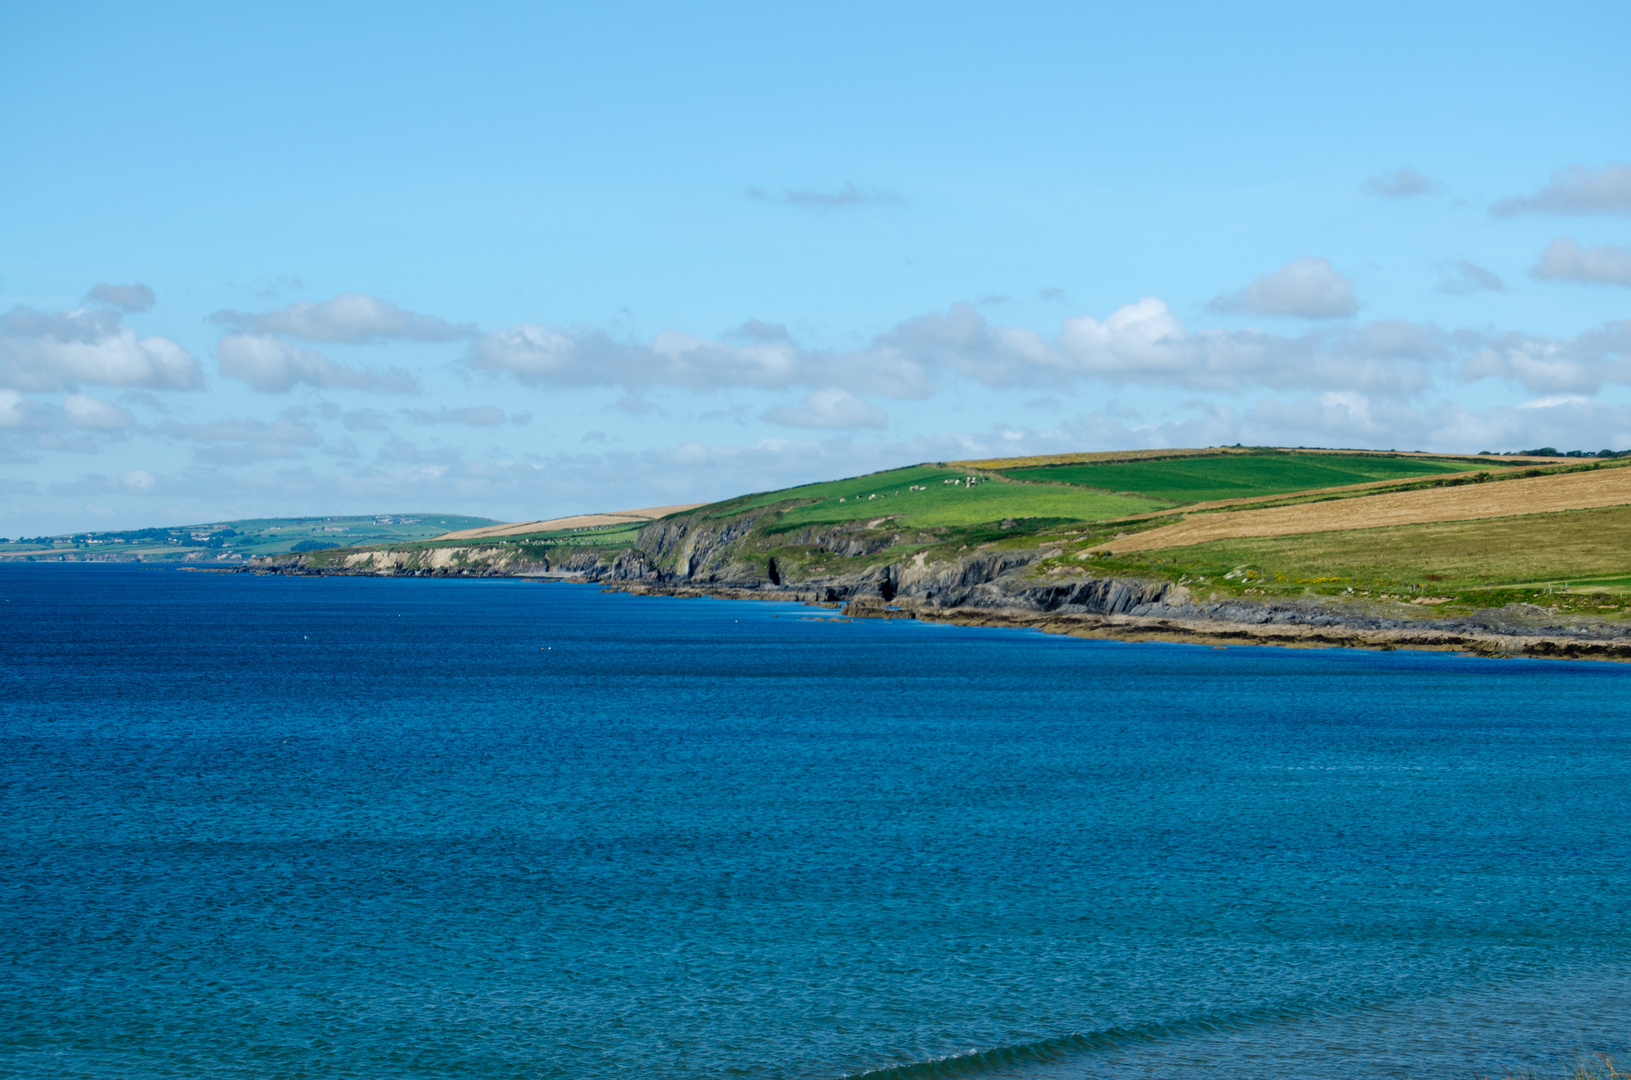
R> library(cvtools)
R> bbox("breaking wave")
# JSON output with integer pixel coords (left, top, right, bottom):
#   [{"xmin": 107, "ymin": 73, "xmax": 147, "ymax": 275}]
[{"xmin": 842, "ymin": 1005, "xmax": 1322, "ymax": 1080}]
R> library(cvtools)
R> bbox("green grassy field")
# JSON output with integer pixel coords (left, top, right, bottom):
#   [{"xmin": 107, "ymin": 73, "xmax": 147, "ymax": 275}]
[
  {"xmin": 1001, "ymin": 452, "xmax": 1487, "ymax": 504},
  {"xmin": 665, "ymin": 452, "xmax": 1506, "ymax": 541},
  {"xmin": 1084, "ymin": 504, "xmax": 1631, "ymax": 605},
  {"xmin": 709, "ymin": 464, "xmax": 1166, "ymax": 529}
]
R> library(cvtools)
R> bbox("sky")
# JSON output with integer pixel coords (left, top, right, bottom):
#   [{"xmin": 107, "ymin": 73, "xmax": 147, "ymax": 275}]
[{"xmin": 2, "ymin": 1, "xmax": 1629, "ymax": 534}]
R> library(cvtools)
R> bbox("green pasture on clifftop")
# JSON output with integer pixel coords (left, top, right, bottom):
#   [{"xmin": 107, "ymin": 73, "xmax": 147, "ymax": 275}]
[
  {"xmin": 999, "ymin": 452, "xmax": 1486, "ymax": 505},
  {"xmin": 709, "ymin": 464, "xmax": 1167, "ymax": 529},
  {"xmin": 696, "ymin": 452, "xmax": 1494, "ymax": 531}
]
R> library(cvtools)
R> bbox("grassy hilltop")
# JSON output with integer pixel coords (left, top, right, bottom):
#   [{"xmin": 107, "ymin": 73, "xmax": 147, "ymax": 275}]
[
  {"xmin": 281, "ymin": 445, "xmax": 1631, "ymax": 619},
  {"xmin": 693, "ymin": 448, "xmax": 1631, "ymax": 616}
]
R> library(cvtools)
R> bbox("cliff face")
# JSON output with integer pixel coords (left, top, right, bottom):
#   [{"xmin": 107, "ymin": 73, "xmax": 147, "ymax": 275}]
[
  {"xmin": 635, "ymin": 511, "xmax": 773, "ymax": 584},
  {"xmin": 247, "ymin": 504, "xmax": 1631, "ymax": 656},
  {"xmin": 555, "ymin": 518, "xmax": 1631, "ymax": 649},
  {"xmin": 252, "ymin": 545, "xmax": 554, "ymax": 576},
  {"xmin": 585, "ymin": 518, "xmax": 1203, "ymax": 621},
  {"xmin": 244, "ymin": 513, "xmax": 1182, "ymax": 619}
]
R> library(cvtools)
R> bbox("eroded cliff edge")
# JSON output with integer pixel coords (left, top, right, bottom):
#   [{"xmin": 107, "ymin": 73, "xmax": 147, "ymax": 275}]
[{"xmin": 248, "ymin": 505, "xmax": 1631, "ymax": 661}]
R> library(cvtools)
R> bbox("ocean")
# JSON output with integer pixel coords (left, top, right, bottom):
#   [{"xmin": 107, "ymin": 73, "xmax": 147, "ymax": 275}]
[{"xmin": 2, "ymin": 564, "xmax": 1627, "ymax": 1079}]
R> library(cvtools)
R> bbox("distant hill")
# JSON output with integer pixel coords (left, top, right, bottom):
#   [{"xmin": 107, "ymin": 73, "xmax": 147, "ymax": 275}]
[{"xmin": 0, "ymin": 513, "xmax": 502, "ymax": 563}]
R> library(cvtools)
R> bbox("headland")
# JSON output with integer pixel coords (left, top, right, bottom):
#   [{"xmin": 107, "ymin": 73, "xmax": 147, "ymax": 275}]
[{"xmin": 231, "ymin": 445, "xmax": 1631, "ymax": 661}]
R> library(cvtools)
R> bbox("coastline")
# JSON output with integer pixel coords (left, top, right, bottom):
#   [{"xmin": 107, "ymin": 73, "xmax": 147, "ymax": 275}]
[
  {"xmin": 199, "ymin": 517, "xmax": 1631, "ymax": 663},
  {"xmin": 602, "ymin": 581, "xmax": 1631, "ymax": 662}
]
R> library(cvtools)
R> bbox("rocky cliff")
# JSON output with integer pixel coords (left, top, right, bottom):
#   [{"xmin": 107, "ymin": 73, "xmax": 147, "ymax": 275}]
[{"xmin": 248, "ymin": 502, "xmax": 1631, "ymax": 660}]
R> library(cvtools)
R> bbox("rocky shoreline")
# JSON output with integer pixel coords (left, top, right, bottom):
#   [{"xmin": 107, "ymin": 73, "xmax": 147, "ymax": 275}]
[
  {"xmin": 247, "ymin": 537, "xmax": 1631, "ymax": 662},
  {"xmin": 600, "ymin": 582, "xmax": 1631, "ymax": 661}
]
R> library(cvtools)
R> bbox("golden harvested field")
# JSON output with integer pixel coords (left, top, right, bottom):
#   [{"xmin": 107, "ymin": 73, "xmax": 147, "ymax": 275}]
[
  {"xmin": 950, "ymin": 446, "xmax": 1236, "ymax": 470},
  {"xmin": 1095, "ymin": 464, "xmax": 1631, "ymax": 553},
  {"xmin": 1108, "ymin": 473, "xmax": 1489, "ymax": 519},
  {"xmin": 1103, "ymin": 504, "xmax": 1631, "ymax": 593},
  {"xmin": 434, "ymin": 504, "xmax": 705, "ymax": 540}
]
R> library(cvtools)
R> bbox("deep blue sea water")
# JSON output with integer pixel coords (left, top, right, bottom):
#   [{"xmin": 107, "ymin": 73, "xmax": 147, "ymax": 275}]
[{"xmin": 2, "ymin": 564, "xmax": 1628, "ymax": 1079}]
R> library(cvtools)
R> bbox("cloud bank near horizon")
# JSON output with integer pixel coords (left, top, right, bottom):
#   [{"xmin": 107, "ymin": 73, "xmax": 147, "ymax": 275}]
[
  {"xmin": 465, "ymin": 296, "xmax": 1631, "ymax": 405},
  {"xmin": 209, "ymin": 293, "xmax": 474, "ymax": 344},
  {"xmin": 30, "ymin": 392, "xmax": 1631, "ymax": 526},
  {"xmin": 6, "ymin": 260, "xmax": 1631, "ymax": 534}
]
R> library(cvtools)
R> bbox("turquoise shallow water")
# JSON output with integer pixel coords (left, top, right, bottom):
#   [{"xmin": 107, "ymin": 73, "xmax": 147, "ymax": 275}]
[{"xmin": 1, "ymin": 564, "xmax": 1628, "ymax": 1079}]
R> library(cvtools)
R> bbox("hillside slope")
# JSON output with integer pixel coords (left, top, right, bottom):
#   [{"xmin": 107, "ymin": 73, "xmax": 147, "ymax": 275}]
[{"xmin": 250, "ymin": 448, "xmax": 1631, "ymax": 657}]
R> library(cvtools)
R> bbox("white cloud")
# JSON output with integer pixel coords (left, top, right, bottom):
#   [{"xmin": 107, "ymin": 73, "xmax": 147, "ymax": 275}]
[
  {"xmin": 744, "ymin": 183, "xmax": 902, "ymax": 209},
  {"xmin": 217, "ymin": 334, "xmax": 419, "ymax": 393},
  {"xmin": 160, "ymin": 414, "xmax": 324, "ymax": 465},
  {"xmin": 0, "ymin": 390, "xmax": 52, "ymax": 430},
  {"xmin": 462, "ymin": 307, "xmax": 1032, "ymax": 397},
  {"xmin": 1056, "ymin": 304, "xmax": 1442, "ymax": 396},
  {"xmin": 1531, "ymin": 237, "xmax": 1631, "ymax": 288},
  {"xmin": 1492, "ymin": 163, "xmax": 1631, "ymax": 217},
  {"xmin": 22, "ymin": 287, "xmax": 1631, "ymax": 534},
  {"xmin": 63, "ymin": 394, "xmax": 135, "ymax": 430},
  {"xmin": 465, "ymin": 321, "xmax": 879, "ymax": 393},
  {"xmin": 1519, "ymin": 394, "xmax": 1590, "ymax": 409},
  {"xmin": 0, "ymin": 390, "xmax": 130, "ymax": 444},
  {"xmin": 161, "ymin": 415, "xmax": 323, "ymax": 447},
  {"xmin": 1005, "ymin": 395, "xmax": 1631, "ymax": 457},
  {"xmin": 1435, "ymin": 259, "xmax": 1505, "ymax": 294},
  {"xmin": 0, "ymin": 304, "xmax": 203, "ymax": 391},
  {"xmin": 671, "ymin": 397, "xmax": 1631, "ymax": 476},
  {"xmin": 875, "ymin": 303, "xmax": 1060, "ymax": 389},
  {"xmin": 121, "ymin": 469, "xmax": 156, "ymax": 493},
  {"xmin": 399, "ymin": 406, "xmax": 522, "ymax": 427},
  {"xmin": 31, "ymin": 433, "xmax": 102, "ymax": 454},
  {"xmin": 763, "ymin": 390, "xmax": 888, "ymax": 429},
  {"xmin": 342, "ymin": 408, "xmax": 392, "ymax": 432},
  {"xmin": 1365, "ymin": 167, "xmax": 1437, "ymax": 197},
  {"xmin": 32, "ymin": 468, "xmax": 159, "ymax": 500},
  {"xmin": 1459, "ymin": 320, "xmax": 1631, "ymax": 394},
  {"xmin": 24, "ymin": 387, "xmax": 1631, "ymax": 536},
  {"xmin": 85, "ymin": 282, "xmax": 156, "ymax": 312},
  {"xmin": 208, "ymin": 293, "xmax": 473, "ymax": 343},
  {"xmin": 471, "ymin": 299, "xmax": 1456, "ymax": 400},
  {"xmin": 1055, "ymin": 297, "xmax": 1190, "ymax": 379},
  {"xmin": 1209, "ymin": 257, "xmax": 1359, "ymax": 318},
  {"xmin": 1428, "ymin": 399, "xmax": 1631, "ymax": 454},
  {"xmin": 44, "ymin": 469, "xmax": 160, "ymax": 496}
]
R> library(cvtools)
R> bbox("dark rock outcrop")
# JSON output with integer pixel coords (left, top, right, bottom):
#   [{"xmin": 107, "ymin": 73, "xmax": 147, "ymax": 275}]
[{"xmin": 248, "ymin": 506, "xmax": 1631, "ymax": 660}]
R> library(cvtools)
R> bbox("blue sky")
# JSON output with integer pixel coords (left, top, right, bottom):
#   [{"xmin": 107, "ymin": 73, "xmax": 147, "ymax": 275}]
[{"xmin": 3, "ymin": 1, "xmax": 1629, "ymax": 533}]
